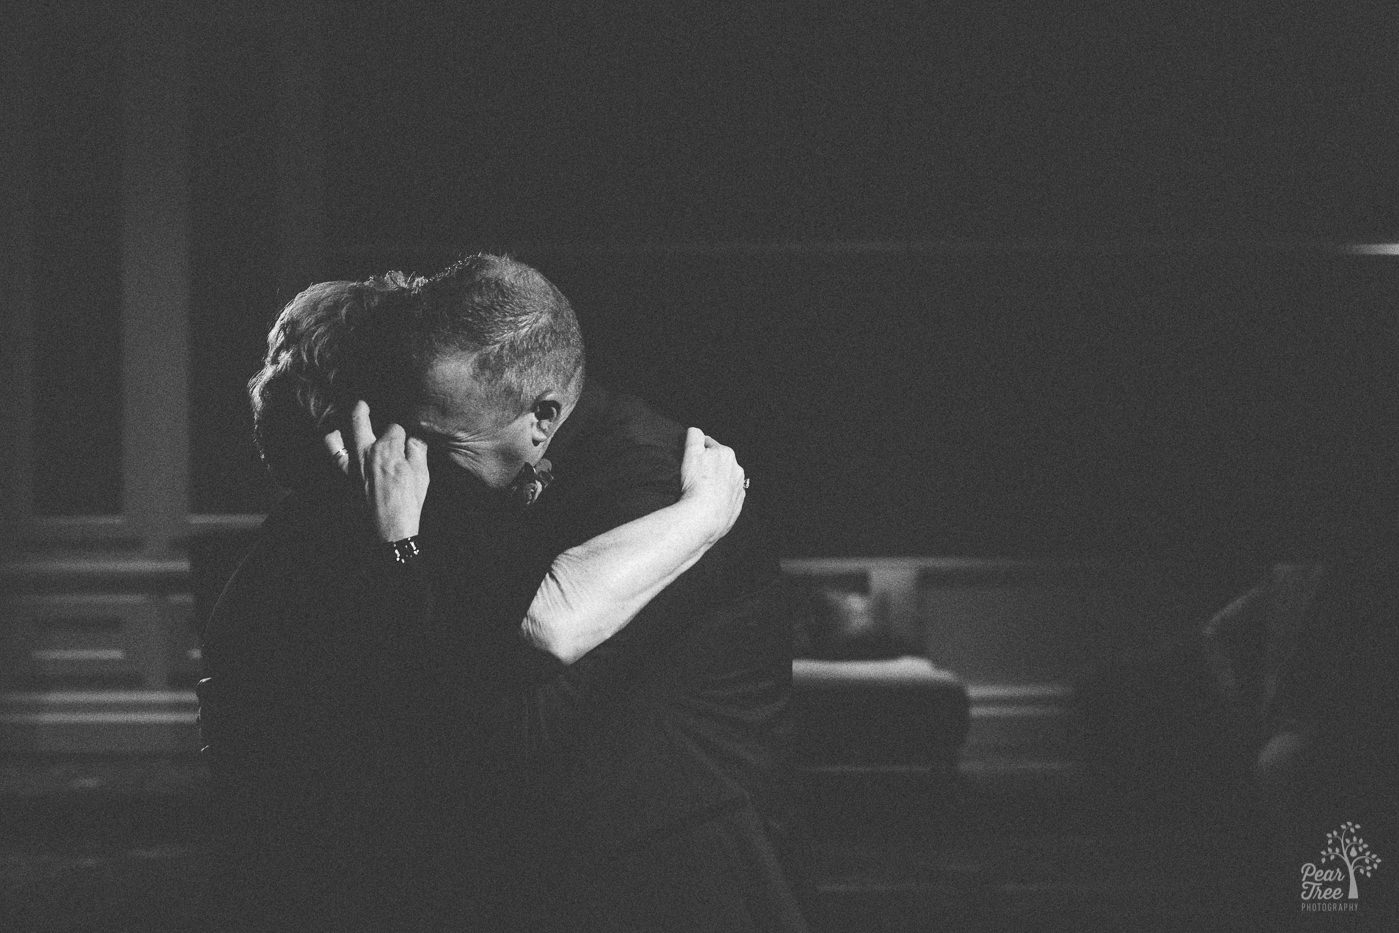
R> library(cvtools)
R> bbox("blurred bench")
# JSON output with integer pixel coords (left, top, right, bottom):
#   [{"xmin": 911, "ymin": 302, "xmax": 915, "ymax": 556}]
[
  {"xmin": 781, "ymin": 560, "xmax": 971, "ymax": 835},
  {"xmin": 792, "ymin": 657, "xmax": 968, "ymax": 774}
]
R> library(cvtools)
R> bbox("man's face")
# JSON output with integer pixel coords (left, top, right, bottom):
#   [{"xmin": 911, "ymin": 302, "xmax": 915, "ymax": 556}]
[{"xmin": 405, "ymin": 352, "xmax": 539, "ymax": 490}]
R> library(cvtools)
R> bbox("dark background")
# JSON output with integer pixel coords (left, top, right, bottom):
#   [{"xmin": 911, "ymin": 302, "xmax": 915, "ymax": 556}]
[
  {"xmin": 30, "ymin": 0, "xmax": 1399, "ymax": 563},
  {"xmin": 9, "ymin": 6, "xmax": 1399, "ymax": 930}
]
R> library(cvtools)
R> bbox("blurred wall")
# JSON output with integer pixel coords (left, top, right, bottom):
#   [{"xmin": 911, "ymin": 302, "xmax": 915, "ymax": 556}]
[
  {"xmin": 3, "ymin": 0, "xmax": 1398, "ymax": 752},
  {"xmin": 194, "ymin": 1, "xmax": 1399, "ymax": 559}
]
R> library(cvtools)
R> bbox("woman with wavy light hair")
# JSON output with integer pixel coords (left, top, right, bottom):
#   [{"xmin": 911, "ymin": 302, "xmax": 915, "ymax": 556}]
[
  {"xmin": 198, "ymin": 266, "xmax": 781, "ymax": 931},
  {"xmin": 243, "ymin": 270, "xmax": 745, "ymax": 659}
]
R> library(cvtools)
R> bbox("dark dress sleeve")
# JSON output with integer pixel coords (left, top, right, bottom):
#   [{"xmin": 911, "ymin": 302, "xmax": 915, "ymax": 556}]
[
  {"xmin": 198, "ymin": 495, "xmax": 445, "ymax": 790},
  {"xmin": 196, "ymin": 495, "xmax": 451, "ymax": 922}
]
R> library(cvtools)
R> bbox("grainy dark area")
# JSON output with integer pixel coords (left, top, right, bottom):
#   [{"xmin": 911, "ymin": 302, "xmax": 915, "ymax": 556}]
[
  {"xmin": 0, "ymin": 758, "xmax": 1286, "ymax": 933},
  {"xmin": 12, "ymin": 757, "xmax": 1394, "ymax": 932},
  {"xmin": 6, "ymin": 2, "xmax": 1398, "ymax": 931}
]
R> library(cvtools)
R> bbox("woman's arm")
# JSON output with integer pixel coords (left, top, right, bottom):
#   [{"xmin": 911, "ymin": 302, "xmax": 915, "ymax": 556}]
[
  {"xmin": 329, "ymin": 406, "xmax": 746, "ymax": 665},
  {"xmin": 520, "ymin": 427, "xmax": 746, "ymax": 663}
]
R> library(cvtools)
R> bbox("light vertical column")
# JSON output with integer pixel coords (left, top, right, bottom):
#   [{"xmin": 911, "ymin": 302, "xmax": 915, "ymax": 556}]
[
  {"xmin": 0, "ymin": 18, "xmax": 35, "ymax": 547},
  {"xmin": 275, "ymin": 0, "xmax": 327, "ymax": 300},
  {"xmin": 121, "ymin": 4, "xmax": 192, "ymax": 559}
]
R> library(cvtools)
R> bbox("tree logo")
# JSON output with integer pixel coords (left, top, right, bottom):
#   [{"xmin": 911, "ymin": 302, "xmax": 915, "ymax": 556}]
[{"xmin": 1300, "ymin": 822, "xmax": 1382, "ymax": 907}]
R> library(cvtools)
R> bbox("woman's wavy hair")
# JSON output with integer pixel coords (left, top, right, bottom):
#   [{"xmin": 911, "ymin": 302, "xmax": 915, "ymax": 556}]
[{"xmin": 248, "ymin": 272, "xmax": 421, "ymax": 489}]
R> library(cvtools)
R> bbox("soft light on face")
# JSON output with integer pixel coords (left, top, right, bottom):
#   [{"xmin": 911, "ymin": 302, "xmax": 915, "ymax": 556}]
[{"xmin": 406, "ymin": 352, "xmax": 539, "ymax": 489}]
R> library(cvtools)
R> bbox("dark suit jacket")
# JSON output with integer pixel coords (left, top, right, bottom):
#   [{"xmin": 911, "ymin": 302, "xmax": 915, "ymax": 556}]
[{"xmin": 199, "ymin": 385, "xmax": 809, "ymax": 932}]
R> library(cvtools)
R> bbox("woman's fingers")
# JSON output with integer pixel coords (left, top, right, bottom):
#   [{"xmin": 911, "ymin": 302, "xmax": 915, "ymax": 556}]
[
  {"xmin": 362, "ymin": 422, "xmax": 431, "ymax": 542},
  {"xmin": 679, "ymin": 427, "xmax": 747, "ymax": 538},
  {"xmin": 347, "ymin": 400, "xmax": 376, "ymax": 466},
  {"xmin": 375, "ymin": 422, "xmax": 407, "ymax": 453},
  {"xmin": 704, "ymin": 435, "xmax": 741, "ymax": 486},
  {"xmin": 683, "ymin": 429, "xmax": 742, "ymax": 484},
  {"xmin": 680, "ymin": 428, "xmax": 716, "ymax": 489},
  {"xmin": 682, "ymin": 427, "xmax": 709, "ymax": 465},
  {"xmin": 333, "ymin": 400, "xmax": 429, "ymax": 542},
  {"xmin": 322, "ymin": 429, "xmax": 351, "ymax": 476}
]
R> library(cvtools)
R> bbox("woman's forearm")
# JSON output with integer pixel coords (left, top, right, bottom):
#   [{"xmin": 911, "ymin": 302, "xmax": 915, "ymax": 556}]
[{"xmin": 520, "ymin": 497, "xmax": 724, "ymax": 664}]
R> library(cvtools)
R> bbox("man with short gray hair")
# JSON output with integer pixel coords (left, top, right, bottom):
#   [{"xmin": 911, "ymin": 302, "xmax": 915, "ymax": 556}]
[{"xmin": 201, "ymin": 255, "xmax": 811, "ymax": 931}]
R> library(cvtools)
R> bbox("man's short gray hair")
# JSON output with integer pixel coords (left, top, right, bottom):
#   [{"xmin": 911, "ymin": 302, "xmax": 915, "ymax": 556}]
[{"xmin": 377, "ymin": 254, "xmax": 587, "ymax": 423}]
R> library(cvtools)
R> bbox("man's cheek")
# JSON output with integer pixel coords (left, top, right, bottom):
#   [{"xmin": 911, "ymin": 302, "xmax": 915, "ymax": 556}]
[
  {"xmin": 427, "ymin": 447, "xmax": 475, "ymax": 477},
  {"xmin": 447, "ymin": 448, "xmax": 514, "ymax": 489}
]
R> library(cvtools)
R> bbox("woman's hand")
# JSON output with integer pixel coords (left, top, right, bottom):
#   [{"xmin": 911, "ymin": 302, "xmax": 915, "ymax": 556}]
[
  {"xmin": 677, "ymin": 427, "xmax": 747, "ymax": 544},
  {"xmin": 323, "ymin": 400, "xmax": 429, "ymax": 542}
]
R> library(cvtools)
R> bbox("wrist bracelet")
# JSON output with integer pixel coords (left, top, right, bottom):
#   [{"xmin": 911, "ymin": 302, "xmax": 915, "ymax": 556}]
[{"xmin": 383, "ymin": 535, "xmax": 422, "ymax": 566}]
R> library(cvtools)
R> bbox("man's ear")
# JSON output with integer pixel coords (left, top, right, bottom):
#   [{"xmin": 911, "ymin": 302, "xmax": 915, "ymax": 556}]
[{"xmin": 529, "ymin": 392, "xmax": 564, "ymax": 446}]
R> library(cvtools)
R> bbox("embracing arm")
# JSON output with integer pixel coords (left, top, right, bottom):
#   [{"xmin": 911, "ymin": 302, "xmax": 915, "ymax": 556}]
[
  {"xmin": 520, "ymin": 427, "xmax": 745, "ymax": 663},
  {"xmin": 327, "ymin": 401, "xmax": 765, "ymax": 764},
  {"xmin": 331, "ymin": 404, "xmax": 745, "ymax": 666}
]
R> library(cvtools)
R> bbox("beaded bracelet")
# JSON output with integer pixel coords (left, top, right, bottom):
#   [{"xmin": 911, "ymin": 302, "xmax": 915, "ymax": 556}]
[{"xmin": 383, "ymin": 535, "xmax": 422, "ymax": 566}]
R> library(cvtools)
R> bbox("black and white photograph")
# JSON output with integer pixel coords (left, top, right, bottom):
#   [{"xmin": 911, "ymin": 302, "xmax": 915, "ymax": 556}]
[{"xmin": 2, "ymin": 1, "xmax": 1397, "ymax": 930}]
